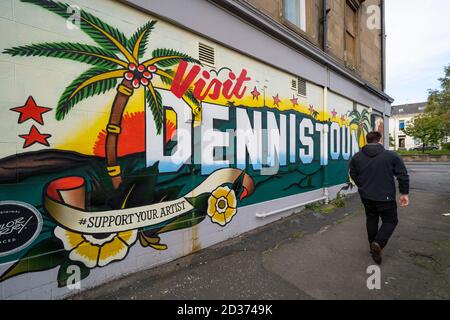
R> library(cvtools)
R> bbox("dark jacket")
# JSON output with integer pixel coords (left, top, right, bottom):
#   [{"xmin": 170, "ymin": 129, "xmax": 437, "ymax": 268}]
[{"xmin": 349, "ymin": 143, "xmax": 409, "ymax": 202}]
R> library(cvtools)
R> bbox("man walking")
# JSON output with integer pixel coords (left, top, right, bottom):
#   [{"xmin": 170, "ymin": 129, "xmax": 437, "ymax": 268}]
[{"xmin": 349, "ymin": 131, "xmax": 409, "ymax": 265}]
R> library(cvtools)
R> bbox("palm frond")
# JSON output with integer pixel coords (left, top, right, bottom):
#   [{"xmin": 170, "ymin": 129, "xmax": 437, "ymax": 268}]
[
  {"xmin": 361, "ymin": 114, "xmax": 370, "ymax": 121},
  {"xmin": 157, "ymin": 68, "xmax": 175, "ymax": 86},
  {"xmin": 3, "ymin": 42, "xmax": 127, "ymax": 68},
  {"xmin": 127, "ymin": 20, "xmax": 157, "ymax": 60},
  {"xmin": 145, "ymin": 84, "xmax": 163, "ymax": 134},
  {"xmin": 361, "ymin": 112, "xmax": 370, "ymax": 122},
  {"xmin": 362, "ymin": 123, "xmax": 370, "ymax": 134},
  {"xmin": 56, "ymin": 67, "xmax": 124, "ymax": 120},
  {"xmin": 144, "ymin": 48, "xmax": 201, "ymax": 67},
  {"xmin": 348, "ymin": 110, "xmax": 361, "ymax": 120},
  {"xmin": 21, "ymin": 0, "xmax": 134, "ymax": 62},
  {"xmin": 183, "ymin": 88, "xmax": 202, "ymax": 108}
]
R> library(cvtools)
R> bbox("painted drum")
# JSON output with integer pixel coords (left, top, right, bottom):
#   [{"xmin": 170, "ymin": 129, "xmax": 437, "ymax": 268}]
[{"xmin": 0, "ymin": 201, "xmax": 43, "ymax": 257}]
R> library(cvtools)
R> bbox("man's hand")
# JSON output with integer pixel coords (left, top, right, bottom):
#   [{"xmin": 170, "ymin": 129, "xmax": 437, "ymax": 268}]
[{"xmin": 399, "ymin": 194, "xmax": 409, "ymax": 207}]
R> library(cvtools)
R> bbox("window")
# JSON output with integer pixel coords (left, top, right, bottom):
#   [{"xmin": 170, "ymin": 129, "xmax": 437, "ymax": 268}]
[
  {"xmin": 344, "ymin": 1, "xmax": 359, "ymax": 67},
  {"xmin": 399, "ymin": 120, "xmax": 405, "ymax": 130},
  {"xmin": 284, "ymin": 0, "xmax": 306, "ymax": 32}
]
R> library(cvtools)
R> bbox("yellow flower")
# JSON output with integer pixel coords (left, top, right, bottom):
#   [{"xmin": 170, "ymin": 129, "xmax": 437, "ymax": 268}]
[
  {"xmin": 54, "ymin": 226, "xmax": 137, "ymax": 268},
  {"xmin": 207, "ymin": 186, "xmax": 237, "ymax": 226}
]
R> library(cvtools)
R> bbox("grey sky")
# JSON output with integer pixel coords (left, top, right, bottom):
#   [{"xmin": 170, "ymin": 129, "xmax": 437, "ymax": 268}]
[{"xmin": 385, "ymin": 0, "xmax": 450, "ymax": 105}]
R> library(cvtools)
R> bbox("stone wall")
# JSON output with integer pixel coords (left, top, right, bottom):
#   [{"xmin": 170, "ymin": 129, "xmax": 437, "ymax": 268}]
[
  {"xmin": 402, "ymin": 155, "xmax": 450, "ymax": 162},
  {"xmin": 247, "ymin": 0, "xmax": 383, "ymax": 89}
]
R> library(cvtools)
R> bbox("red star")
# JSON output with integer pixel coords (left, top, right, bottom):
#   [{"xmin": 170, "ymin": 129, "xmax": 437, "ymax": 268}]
[
  {"xmin": 331, "ymin": 109, "xmax": 337, "ymax": 118},
  {"xmin": 273, "ymin": 94, "xmax": 281, "ymax": 107},
  {"xmin": 290, "ymin": 95, "xmax": 298, "ymax": 107},
  {"xmin": 341, "ymin": 115, "xmax": 347, "ymax": 122},
  {"xmin": 251, "ymin": 87, "xmax": 261, "ymax": 100},
  {"xmin": 10, "ymin": 96, "xmax": 51, "ymax": 125},
  {"xmin": 19, "ymin": 125, "xmax": 51, "ymax": 148}
]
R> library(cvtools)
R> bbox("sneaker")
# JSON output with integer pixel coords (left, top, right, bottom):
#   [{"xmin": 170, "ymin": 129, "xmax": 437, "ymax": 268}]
[{"xmin": 370, "ymin": 242, "xmax": 382, "ymax": 265}]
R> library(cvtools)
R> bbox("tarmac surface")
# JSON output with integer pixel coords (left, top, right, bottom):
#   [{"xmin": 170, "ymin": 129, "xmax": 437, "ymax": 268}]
[{"xmin": 72, "ymin": 163, "xmax": 450, "ymax": 300}]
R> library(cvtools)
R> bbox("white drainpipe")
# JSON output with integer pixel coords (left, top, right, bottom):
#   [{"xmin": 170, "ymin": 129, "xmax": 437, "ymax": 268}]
[{"xmin": 255, "ymin": 196, "xmax": 328, "ymax": 218}]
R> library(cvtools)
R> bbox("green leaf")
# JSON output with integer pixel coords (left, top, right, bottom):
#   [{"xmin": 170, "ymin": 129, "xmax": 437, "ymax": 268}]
[
  {"xmin": 57, "ymin": 259, "xmax": 90, "ymax": 288},
  {"xmin": 362, "ymin": 123, "xmax": 370, "ymax": 134},
  {"xmin": 231, "ymin": 171, "xmax": 245, "ymax": 191},
  {"xmin": 153, "ymin": 185, "xmax": 184, "ymax": 202},
  {"xmin": 56, "ymin": 67, "xmax": 118, "ymax": 120},
  {"xmin": 0, "ymin": 237, "xmax": 65, "ymax": 282},
  {"xmin": 348, "ymin": 110, "xmax": 361, "ymax": 120},
  {"xmin": 21, "ymin": 0, "xmax": 128, "ymax": 52},
  {"xmin": 120, "ymin": 177, "xmax": 157, "ymax": 208},
  {"xmin": 183, "ymin": 88, "xmax": 202, "ymax": 108},
  {"xmin": 159, "ymin": 69, "xmax": 175, "ymax": 86},
  {"xmin": 158, "ymin": 209, "xmax": 208, "ymax": 234},
  {"xmin": 127, "ymin": 20, "xmax": 157, "ymax": 59},
  {"xmin": 145, "ymin": 87, "xmax": 163, "ymax": 134},
  {"xmin": 3, "ymin": 42, "xmax": 122, "ymax": 68},
  {"xmin": 152, "ymin": 48, "xmax": 201, "ymax": 67},
  {"xmin": 361, "ymin": 109, "xmax": 369, "ymax": 119},
  {"xmin": 185, "ymin": 193, "xmax": 210, "ymax": 211}
]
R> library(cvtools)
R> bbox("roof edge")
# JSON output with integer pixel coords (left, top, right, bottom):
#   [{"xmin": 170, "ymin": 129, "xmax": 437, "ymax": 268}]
[{"xmin": 208, "ymin": 0, "xmax": 394, "ymax": 103}]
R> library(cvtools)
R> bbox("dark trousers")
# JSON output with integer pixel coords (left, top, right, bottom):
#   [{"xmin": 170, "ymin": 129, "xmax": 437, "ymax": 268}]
[{"xmin": 361, "ymin": 198, "xmax": 398, "ymax": 248}]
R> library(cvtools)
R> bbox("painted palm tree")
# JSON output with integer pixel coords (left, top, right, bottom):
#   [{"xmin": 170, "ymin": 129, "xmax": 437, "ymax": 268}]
[
  {"xmin": 348, "ymin": 109, "xmax": 371, "ymax": 147},
  {"xmin": 309, "ymin": 105, "xmax": 320, "ymax": 119},
  {"xmin": 3, "ymin": 0, "xmax": 201, "ymax": 188}
]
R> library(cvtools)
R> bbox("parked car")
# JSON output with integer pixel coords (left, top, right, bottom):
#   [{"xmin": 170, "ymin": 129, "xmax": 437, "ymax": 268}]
[{"xmin": 410, "ymin": 145, "xmax": 439, "ymax": 151}]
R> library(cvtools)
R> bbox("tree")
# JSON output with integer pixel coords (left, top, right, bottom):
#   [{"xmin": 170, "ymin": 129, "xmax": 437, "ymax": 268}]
[
  {"xmin": 3, "ymin": 0, "xmax": 201, "ymax": 189},
  {"xmin": 349, "ymin": 109, "xmax": 371, "ymax": 147},
  {"xmin": 403, "ymin": 114, "xmax": 446, "ymax": 153},
  {"xmin": 426, "ymin": 64, "xmax": 450, "ymax": 140}
]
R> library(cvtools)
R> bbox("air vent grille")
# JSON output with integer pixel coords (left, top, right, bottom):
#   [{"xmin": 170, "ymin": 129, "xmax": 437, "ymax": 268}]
[
  {"xmin": 291, "ymin": 79, "xmax": 297, "ymax": 90},
  {"xmin": 198, "ymin": 43, "xmax": 215, "ymax": 67},
  {"xmin": 297, "ymin": 77, "xmax": 307, "ymax": 96}
]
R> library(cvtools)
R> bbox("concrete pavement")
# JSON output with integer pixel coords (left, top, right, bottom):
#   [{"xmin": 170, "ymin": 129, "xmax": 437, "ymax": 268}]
[{"xmin": 72, "ymin": 164, "xmax": 450, "ymax": 300}]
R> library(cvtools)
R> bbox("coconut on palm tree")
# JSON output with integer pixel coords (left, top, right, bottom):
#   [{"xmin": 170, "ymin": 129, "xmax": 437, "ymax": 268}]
[
  {"xmin": 348, "ymin": 109, "xmax": 371, "ymax": 147},
  {"xmin": 4, "ymin": 0, "xmax": 201, "ymax": 188}
]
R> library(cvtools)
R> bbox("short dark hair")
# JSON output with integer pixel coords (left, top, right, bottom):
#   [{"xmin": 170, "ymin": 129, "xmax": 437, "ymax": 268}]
[{"xmin": 366, "ymin": 131, "xmax": 382, "ymax": 143}]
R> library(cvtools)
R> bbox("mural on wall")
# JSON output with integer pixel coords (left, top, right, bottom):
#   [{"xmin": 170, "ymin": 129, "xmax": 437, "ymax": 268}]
[
  {"xmin": 0, "ymin": 0, "xmax": 370, "ymax": 287},
  {"xmin": 349, "ymin": 108, "xmax": 371, "ymax": 147},
  {"xmin": 371, "ymin": 112, "xmax": 385, "ymax": 144}
]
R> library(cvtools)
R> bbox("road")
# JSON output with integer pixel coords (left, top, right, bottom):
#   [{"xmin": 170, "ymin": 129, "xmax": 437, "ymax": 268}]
[
  {"xmin": 73, "ymin": 163, "xmax": 450, "ymax": 300},
  {"xmin": 405, "ymin": 163, "xmax": 450, "ymax": 195}
]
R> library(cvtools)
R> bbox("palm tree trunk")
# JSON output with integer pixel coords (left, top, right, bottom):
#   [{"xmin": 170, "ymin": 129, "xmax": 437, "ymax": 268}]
[{"xmin": 105, "ymin": 79, "xmax": 134, "ymax": 189}]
